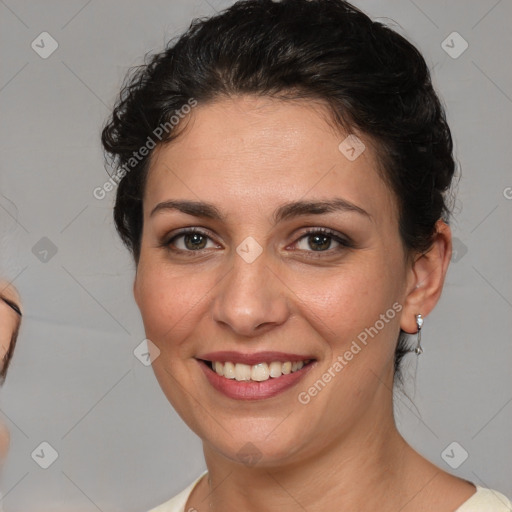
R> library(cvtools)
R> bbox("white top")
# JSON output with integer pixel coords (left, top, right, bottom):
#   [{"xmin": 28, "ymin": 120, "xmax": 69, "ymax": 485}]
[{"xmin": 148, "ymin": 472, "xmax": 512, "ymax": 512}]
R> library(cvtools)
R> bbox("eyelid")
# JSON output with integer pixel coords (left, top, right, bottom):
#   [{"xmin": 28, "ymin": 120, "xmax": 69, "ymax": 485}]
[
  {"xmin": 292, "ymin": 227, "xmax": 352, "ymax": 245},
  {"xmin": 162, "ymin": 226, "xmax": 353, "ymax": 256},
  {"xmin": 287, "ymin": 227, "xmax": 354, "ymax": 256},
  {"xmin": 163, "ymin": 227, "xmax": 222, "ymax": 251}
]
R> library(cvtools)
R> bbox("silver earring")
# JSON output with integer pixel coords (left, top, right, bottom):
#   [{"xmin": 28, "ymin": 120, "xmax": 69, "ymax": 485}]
[{"xmin": 411, "ymin": 314, "xmax": 423, "ymax": 355}]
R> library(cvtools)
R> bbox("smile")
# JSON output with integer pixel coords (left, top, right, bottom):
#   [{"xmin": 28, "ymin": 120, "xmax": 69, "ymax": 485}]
[
  {"xmin": 196, "ymin": 352, "xmax": 316, "ymax": 400},
  {"xmin": 208, "ymin": 360, "xmax": 312, "ymax": 382}
]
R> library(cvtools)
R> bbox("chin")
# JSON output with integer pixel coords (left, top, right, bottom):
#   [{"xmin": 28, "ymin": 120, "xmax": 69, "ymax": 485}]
[{"xmin": 200, "ymin": 419, "xmax": 312, "ymax": 469}]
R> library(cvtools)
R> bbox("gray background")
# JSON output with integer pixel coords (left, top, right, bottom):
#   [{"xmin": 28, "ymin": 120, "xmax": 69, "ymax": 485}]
[{"xmin": 0, "ymin": 0, "xmax": 511, "ymax": 510}]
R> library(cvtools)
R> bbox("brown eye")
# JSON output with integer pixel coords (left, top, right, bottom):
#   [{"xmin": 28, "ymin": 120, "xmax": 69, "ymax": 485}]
[
  {"xmin": 165, "ymin": 228, "xmax": 220, "ymax": 253},
  {"xmin": 293, "ymin": 229, "xmax": 352, "ymax": 254},
  {"xmin": 304, "ymin": 233, "xmax": 333, "ymax": 251},
  {"xmin": 181, "ymin": 232, "xmax": 208, "ymax": 250}
]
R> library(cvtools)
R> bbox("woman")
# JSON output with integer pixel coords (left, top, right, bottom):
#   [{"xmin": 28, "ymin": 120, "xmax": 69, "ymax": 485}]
[{"xmin": 101, "ymin": 1, "xmax": 511, "ymax": 510}]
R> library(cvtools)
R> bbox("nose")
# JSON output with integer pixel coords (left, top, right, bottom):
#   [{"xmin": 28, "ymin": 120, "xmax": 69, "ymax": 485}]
[{"xmin": 211, "ymin": 247, "xmax": 290, "ymax": 338}]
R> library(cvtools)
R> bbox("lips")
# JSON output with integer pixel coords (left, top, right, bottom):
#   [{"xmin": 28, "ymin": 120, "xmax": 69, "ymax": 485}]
[{"xmin": 196, "ymin": 351, "xmax": 316, "ymax": 400}]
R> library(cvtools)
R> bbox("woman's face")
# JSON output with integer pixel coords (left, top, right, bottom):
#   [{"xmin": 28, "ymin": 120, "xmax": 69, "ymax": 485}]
[{"xmin": 134, "ymin": 96, "xmax": 422, "ymax": 466}]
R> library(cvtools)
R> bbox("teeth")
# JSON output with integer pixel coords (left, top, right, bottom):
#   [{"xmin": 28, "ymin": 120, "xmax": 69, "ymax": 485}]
[
  {"xmin": 213, "ymin": 361, "xmax": 224, "ymax": 376},
  {"xmin": 269, "ymin": 361, "xmax": 282, "ymax": 378},
  {"xmin": 223, "ymin": 361, "xmax": 236, "ymax": 379},
  {"xmin": 235, "ymin": 363, "xmax": 252, "ymax": 381},
  {"xmin": 282, "ymin": 361, "xmax": 292, "ymax": 375},
  {"xmin": 251, "ymin": 363, "xmax": 269, "ymax": 381},
  {"xmin": 210, "ymin": 359, "xmax": 310, "ymax": 382}
]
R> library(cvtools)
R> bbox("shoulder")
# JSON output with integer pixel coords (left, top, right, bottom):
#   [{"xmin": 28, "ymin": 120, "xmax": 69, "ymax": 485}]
[
  {"xmin": 146, "ymin": 472, "xmax": 207, "ymax": 512},
  {"xmin": 455, "ymin": 486, "xmax": 512, "ymax": 512}
]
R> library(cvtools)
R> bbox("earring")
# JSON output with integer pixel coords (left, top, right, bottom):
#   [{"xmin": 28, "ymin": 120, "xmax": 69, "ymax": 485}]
[{"xmin": 411, "ymin": 314, "xmax": 423, "ymax": 355}]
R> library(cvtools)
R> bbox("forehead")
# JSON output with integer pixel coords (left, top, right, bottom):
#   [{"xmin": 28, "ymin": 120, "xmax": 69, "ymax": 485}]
[{"xmin": 144, "ymin": 95, "xmax": 396, "ymax": 221}]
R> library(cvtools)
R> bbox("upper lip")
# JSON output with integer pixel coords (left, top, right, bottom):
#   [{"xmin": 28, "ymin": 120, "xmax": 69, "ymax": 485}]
[{"xmin": 196, "ymin": 351, "xmax": 315, "ymax": 366}]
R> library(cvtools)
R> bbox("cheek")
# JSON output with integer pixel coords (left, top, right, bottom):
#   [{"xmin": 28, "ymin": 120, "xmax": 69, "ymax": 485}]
[
  {"xmin": 135, "ymin": 260, "xmax": 215, "ymax": 352},
  {"xmin": 289, "ymin": 259, "xmax": 397, "ymax": 343}
]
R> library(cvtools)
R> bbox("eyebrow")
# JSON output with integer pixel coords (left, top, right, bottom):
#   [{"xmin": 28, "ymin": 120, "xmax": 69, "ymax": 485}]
[
  {"xmin": 0, "ymin": 296, "xmax": 22, "ymax": 317},
  {"xmin": 150, "ymin": 198, "xmax": 372, "ymax": 224}
]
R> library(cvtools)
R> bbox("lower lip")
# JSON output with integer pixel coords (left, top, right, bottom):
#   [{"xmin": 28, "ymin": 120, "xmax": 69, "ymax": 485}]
[{"xmin": 197, "ymin": 360, "xmax": 315, "ymax": 401}]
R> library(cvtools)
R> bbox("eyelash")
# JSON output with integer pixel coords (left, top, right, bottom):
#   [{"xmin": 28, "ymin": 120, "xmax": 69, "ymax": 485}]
[{"xmin": 162, "ymin": 227, "xmax": 353, "ymax": 259}]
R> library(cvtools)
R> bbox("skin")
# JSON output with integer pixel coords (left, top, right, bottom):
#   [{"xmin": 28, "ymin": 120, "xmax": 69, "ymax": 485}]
[
  {"xmin": 0, "ymin": 280, "xmax": 22, "ymax": 466},
  {"xmin": 133, "ymin": 96, "xmax": 475, "ymax": 511}
]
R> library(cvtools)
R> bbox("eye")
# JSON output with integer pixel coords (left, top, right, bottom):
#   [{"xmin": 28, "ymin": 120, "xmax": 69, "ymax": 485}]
[
  {"xmin": 162, "ymin": 227, "xmax": 353, "ymax": 258},
  {"xmin": 291, "ymin": 228, "xmax": 353, "ymax": 255},
  {"xmin": 164, "ymin": 228, "xmax": 220, "ymax": 253}
]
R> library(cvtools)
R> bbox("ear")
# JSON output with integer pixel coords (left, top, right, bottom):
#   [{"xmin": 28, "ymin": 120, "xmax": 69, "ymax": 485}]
[{"xmin": 400, "ymin": 220, "xmax": 452, "ymax": 334}]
